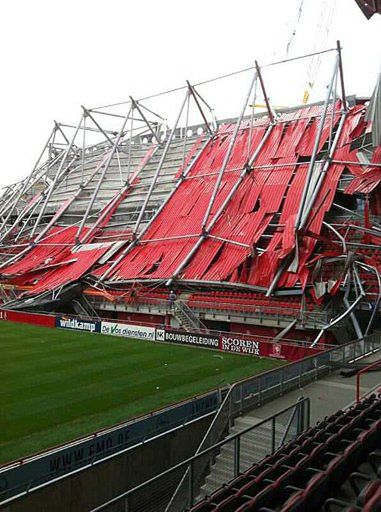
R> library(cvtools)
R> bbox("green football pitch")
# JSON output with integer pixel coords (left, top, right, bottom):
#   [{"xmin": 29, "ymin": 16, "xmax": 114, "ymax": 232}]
[{"xmin": 0, "ymin": 321, "xmax": 282, "ymax": 464}]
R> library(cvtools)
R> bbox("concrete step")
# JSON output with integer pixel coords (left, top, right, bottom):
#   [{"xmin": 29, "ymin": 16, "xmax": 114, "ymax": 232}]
[
  {"xmin": 196, "ymin": 414, "xmax": 292, "ymax": 499},
  {"xmin": 232, "ymin": 416, "xmax": 288, "ymax": 435},
  {"xmin": 202, "ymin": 469, "xmax": 235, "ymax": 495},
  {"xmin": 230, "ymin": 427, "xmax": 285, "ymax": 447},
  {"xmin": 219, "ymin": 441, "xmax": 269, "ymax": 465}
]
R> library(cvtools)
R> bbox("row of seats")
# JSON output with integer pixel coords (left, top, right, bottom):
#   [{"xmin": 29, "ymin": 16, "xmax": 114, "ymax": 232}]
[
  {"xmin": 189, "ymin": 394, "xmax": 381, "ymax": 512},
  {"xmin": 83, "ymin": 287, "xmax": 170, "ymax": 303},
  {"xmin": 187, "ymin": 301, "xmax": 304, "ymax": 316},
  {"xmin": 188, "ymin": 295, "xmax": 315, "ymax": 313},
  {"xmin": 85, "ymin": 287, "xmax": 321, "ymax": 314},
  {"xmin": 194, "ymin": 291, "xmax": 307, "ymax": 303}
]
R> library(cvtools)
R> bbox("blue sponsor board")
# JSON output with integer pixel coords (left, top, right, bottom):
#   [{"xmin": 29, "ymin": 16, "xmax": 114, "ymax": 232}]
[
  {"xmin": 0, "ymin": 390, "xmax": 225, "ymax": 503},
  {"xmin": 55, "ymin": 316, "xmax": 101, "ymax": 333}
]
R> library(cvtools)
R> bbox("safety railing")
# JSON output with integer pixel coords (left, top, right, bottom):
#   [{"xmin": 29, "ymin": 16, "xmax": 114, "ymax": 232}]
[
  {"xmin": 187, "ymin": 299, "xmax": 328, "ymax": 325},
  {"xmin": 0, "ymin": 389, "xmax": 223, "ymax": 505},
  {"xmin": 90, "ymin": 398, "xmax": 310, "ymax": 512},
  {"xmin": 89, "ymin": 294, "xmax": 329, "ymax": 328},
  {"xmin": 173, "ymin": 299, "xmax": 207, "ymax": 330},
  {"xmin": 166, "ymin": 331, "xmax": 381, "ymax": 511},
  {"xmin": 88, "ymin": 332, "xmax": 380, "ymax": 512},
  {"xmin": 356, "ymin": 358, "xmax": 381, "ymax": 402}
]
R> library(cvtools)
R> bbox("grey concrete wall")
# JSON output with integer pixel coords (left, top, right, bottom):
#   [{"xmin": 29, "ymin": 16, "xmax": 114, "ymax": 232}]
[{"xmin": 1, "ymin": 415, "xmax": 212, "ymax": 512}]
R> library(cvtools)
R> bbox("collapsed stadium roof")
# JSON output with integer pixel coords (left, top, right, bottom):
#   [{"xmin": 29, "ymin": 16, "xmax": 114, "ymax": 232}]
[{"xmin": 0, "ymin": 43, "xmax": 380, "ymax": 343}]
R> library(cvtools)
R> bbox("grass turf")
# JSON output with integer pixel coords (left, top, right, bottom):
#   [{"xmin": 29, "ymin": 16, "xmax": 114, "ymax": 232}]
[{"xmin": 0, "ymin": 321, "xmax": 282, "ymax": 464}]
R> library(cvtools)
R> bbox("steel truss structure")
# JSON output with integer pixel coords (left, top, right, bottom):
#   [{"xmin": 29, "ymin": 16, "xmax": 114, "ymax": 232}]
[{"xmin": 0, "ymin": 42, "xmax": 380, "ymax": 343}]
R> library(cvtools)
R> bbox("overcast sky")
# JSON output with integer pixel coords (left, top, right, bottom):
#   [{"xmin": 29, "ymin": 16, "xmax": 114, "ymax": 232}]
[{"xmin": 0, "ymin": 0, "xmax": 380, "ymax": 189}]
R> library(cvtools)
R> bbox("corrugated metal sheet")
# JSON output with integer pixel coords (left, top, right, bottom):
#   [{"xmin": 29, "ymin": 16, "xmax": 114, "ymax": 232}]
[{"xmin": 94, "ymin": 102, "xmax": 378, "ymax": 291}]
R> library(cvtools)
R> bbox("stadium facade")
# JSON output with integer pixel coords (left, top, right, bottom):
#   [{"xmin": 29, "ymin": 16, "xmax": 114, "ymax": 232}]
[{"xmin": 0, "ymin": 44, "xmax": 380, "ymax": 348}]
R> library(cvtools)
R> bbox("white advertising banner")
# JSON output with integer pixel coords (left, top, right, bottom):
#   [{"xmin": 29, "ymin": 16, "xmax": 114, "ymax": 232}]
[{"xmin": 101, "ymin": 321, "xmax": 156, "ymax": 341}]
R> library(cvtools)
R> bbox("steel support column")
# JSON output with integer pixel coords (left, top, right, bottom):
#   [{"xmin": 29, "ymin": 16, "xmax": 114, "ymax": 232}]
[
  {"xmin": 99, "ymin": 134, "xmax": 212, "ymax": 283},
  {"xmin": 166, "ymin": 120, "xmax": 274, "ymax": 286},
  {"xmin": 129, "ymin": 97, "xmax": 161, "ymax": 146},
  {"xmin": 75, "ymin": 105, "xmax": 133, "ymax": 241},
  {"xmin": 132, "ymin": 90, "xmax": 189, "ymax": 237},
  {"xmin": 201, "ymin": 70, "xmax": 259, "ymax": 231},
  {"xmin": 30, "ymin": 114, "xmax": 84, "ymax": 239}
]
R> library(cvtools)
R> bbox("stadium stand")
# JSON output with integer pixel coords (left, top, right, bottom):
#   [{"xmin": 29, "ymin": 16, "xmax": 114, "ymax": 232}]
[
  {"xmin": 0, "ymin": 42, "xmax": 380, "ymax": 348},
  {"xmin": 189, "ymin": 393, "xmax": 381, "ymax": 512},
  {"xmin": 1, "ymin": 4, "xmax": 381, "ymax": 512}
]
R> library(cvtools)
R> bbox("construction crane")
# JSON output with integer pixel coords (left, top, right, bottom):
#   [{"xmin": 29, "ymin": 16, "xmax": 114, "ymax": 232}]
[
  {"xmin": 302, "ymin": 0, "xmax": 337, "ymax": 103},
  {"xmin": 250, "ymin": 0, "xmax": 337, "ymax": 113},
  {"xmin": 285, "ymin": 0, "xmax": 338, "ymax": 104}
]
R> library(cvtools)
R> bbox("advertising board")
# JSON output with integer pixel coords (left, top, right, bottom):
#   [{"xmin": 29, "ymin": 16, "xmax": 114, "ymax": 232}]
[
  {"xmin": 101, "ymin": 321, "xmax": 156, "ymax": 340},
  {"xmin": 55, "ymin": 316, "xmax": 101, "ymax": 333},
  {"xmin": 0, "ymin": 309, "xmax": 55, "ymax": 328},
  {"xmin": 159, "ymin": 329, "xmax": 220, "ymax": 348}
]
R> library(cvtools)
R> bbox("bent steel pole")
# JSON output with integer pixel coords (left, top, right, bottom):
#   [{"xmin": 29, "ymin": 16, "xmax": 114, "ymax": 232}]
[
  {"xmin": 310, "ymin": 293, "xmax": 364, "ymax": 348},
  {"xmin": 323, "ymin": 221, "xmax": 347, "ymax": 254},
  {"xmin": 201, "ymin": 70, "xmax": 258, "ymax": 232},
  {"xmin": 294, "ymin": 54, "xmax": 339, "ymax": 233},
  {"xmin": 343, "ymin": 269, "xmax": 364, "ymax": 342},
  {"xmin": 357, "ymin": 261, "xmax": 381, "ymax": 336},
  {"xmin": 267, "ymin": 56, "xmax": 341, "ymax": 294},
  {"xmin": 298, "ymin": 109, "xmax": 347, "ymax": 230},
  {"xmin": 281, "ymin": 54, "xmax": 340, "ymax": 282},
  {"xmin": 265, "ymin": 257, "xmax": 291, "ymax": 297},
  {"xmin": 255, "ymin": 60, "xmax": 275, "ymax": 123},
  {"xmin": 336, "ymin": 40, "xmax": 347, "ymax": 112}
]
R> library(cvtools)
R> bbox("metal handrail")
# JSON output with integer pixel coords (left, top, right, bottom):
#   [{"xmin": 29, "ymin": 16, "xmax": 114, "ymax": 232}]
[
  {"xmin": 90, "ymin": 398, "xmax": 310, "ymax": 512},
  {"xmin": 166, "ymin": 331, "xmax": 381, "ymax": 511},
  {"xmin": 174, "ymin": 299, "xmax": 207, "ymax": 330},
  {"xmin": 180, "ymin": 300, "xmax": 206, "ymax": 327},
  {"xmin": 356, "ymin": 358, "xmax": 381, "ymax": 402},
  {"xmin": 0, "ymin": 388, "xmax": 219, "ymax": 474},
  {"xmin": 278, "ymin": 396, "xmax": 308, "ymax": 449}
]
